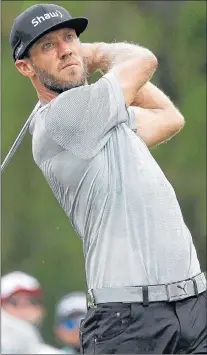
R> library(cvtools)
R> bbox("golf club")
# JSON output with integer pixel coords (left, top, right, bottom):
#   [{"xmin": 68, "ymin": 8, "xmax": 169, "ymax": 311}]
[{"xmin": 1, "ymin": 102, "xmax": 41, "ymax": 175}]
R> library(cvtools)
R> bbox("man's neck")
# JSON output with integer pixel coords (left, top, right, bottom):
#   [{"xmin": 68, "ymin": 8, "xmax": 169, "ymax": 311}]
[
  {"xmin": 37, "ymin": 90, "xmax": 58, "ymax": 105},
  {"xmin": 36, "ymin": 80, "xmax": 89, "ymax": 104},
  {"xmin": 31, "ymin": 77, "xmax": 58, "ymax": 105}
]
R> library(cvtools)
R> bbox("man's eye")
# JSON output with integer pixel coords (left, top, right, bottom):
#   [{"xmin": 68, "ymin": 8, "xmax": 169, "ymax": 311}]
[
  {"xmin": 65, "ymin": 34, "xmax": 74, "ymax": 41},
  {"xmin": 43, "ymin": 42, "xmax": 53, "ymax": 49}
]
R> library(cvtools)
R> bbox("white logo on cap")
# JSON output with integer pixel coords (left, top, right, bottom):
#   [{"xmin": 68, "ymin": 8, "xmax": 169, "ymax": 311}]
[
  {"xmin": 16, "ymin": 44, "xmax": 23, "ymax": 57},
  {"xmin": 31, "ymin": 10, "xmax": 63, "ymax": 27}
]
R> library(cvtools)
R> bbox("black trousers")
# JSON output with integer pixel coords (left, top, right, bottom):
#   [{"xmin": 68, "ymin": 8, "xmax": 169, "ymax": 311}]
[{"xmin": 80, "ymin": 291, "xmax": 207, "ymax": 354}]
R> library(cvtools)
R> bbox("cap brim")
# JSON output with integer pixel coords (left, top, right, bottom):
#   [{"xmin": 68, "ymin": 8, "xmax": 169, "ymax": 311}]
[
  {"xmin": 47, "ymin": 17, "xmax": 88, "ymax": 37},
  {"xmin": 56, "ymin": 310, "xmax": 86, "ymax": 324},
  {"xmin": 1, "ymin": 287, "xmax": 42, "ymax": 301},
  {"xmin": 19, "ymin": 17, "xmax": 88, "ymax": 60}
]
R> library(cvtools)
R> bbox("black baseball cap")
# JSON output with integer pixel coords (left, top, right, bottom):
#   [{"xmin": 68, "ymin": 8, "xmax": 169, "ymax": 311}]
[{"xmin": 10, "ymin": 3, "xmax": 88, "ymax": 62}]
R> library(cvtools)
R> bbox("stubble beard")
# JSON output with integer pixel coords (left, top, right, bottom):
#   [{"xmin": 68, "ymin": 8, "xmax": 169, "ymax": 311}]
[{"xmin": 32, "ymin": 59, "xmax": 88, "ymax": 94}]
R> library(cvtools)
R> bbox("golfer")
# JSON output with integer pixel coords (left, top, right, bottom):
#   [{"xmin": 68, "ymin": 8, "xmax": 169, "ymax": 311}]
[{"xmin": 10, "ymin": 3, "xmax": 206, "ymax": 354}]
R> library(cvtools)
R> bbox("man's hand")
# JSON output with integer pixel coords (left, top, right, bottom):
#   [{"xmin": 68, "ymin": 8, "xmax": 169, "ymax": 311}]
[{"xmin": 81, "ymin": 43, "xmax": 100, "ymax": 76}]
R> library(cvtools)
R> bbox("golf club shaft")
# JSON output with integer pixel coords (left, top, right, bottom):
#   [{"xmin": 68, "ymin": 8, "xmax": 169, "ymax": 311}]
[
  {"xmin": 1, "ymin": 102, "xmax": 41, "ymax": 175},
  {"xmin": 1, "ymin": 116, "xmax": 32, "ymax": 174}
]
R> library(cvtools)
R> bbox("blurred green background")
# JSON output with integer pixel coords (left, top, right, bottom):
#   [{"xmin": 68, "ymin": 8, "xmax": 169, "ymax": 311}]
[{"xmin": 1, "ymin": 0, "xmax": 206, "ymax": 345}]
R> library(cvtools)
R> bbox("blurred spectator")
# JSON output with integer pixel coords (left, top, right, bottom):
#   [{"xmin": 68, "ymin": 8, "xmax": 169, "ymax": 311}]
[
  {"xmin": 1, "ymin": 271, "xmax": 45, "ymax": 326},
  {"xmin": 54, "ymin": 292, "xmax": 87, "ymax": 354},
  {"xmin": 1, "ymin": 309, "xmax": 42, "ymax": 354},
  {"xmin": 1, "ymin": 271, "xmax": 64, "ymax": 354},
  {"xmin": 1, "ymin": 310, "xmax": 64, "ymax": 354}
]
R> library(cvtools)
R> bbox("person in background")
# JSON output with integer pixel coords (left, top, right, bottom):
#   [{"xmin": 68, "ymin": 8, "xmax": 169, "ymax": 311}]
[
  {"xmin": 54, "ymin": 292, "xmax": 87, "ymax": 354},
  {"xmin": 1, "ymin": 308, "xmax": 42, "ymax": 354},
  {"xmin": 1, "ymin": 271, "xmax": 45, "ymax": 326},
  {"xmin": 1, "ymin": 271, "xmax": 64, "ymax": 354}
]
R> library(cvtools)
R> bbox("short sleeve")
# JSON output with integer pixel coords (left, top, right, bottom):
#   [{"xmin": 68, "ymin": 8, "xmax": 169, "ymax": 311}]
[
  {"xmin": 44, "ymin": 73, "xmax": 128, "ymax": 159},
  {"xmin": 126, "ymin": 106, "xmax": 137, "ymax": 133}
]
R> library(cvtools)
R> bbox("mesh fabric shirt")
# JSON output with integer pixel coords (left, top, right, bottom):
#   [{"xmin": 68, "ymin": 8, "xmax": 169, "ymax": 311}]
[{"xmin": 29, "ymin": 73, "xmax": 201, "ymax": 289}]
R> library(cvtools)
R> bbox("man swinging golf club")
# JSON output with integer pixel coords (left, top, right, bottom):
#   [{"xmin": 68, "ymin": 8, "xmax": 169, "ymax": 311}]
[{"xmin": 8, "ymin": 3, "xmax": 207, "ymax": 354}]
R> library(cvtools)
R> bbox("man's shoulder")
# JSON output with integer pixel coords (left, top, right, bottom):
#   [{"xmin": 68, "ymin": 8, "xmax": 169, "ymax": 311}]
[
  {"xmin": 47, "ymin": 75, "xmax": 116, "ymax": 113},
  {"xmin": 48, "ymin": 85, "xmax": 91, "ymax": 111}
]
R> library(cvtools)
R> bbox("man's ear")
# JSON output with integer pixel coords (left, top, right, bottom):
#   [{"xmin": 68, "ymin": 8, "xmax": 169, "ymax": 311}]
[{"xmin": 15, "ymin": 59, "xmax": 35, "ymax": 77}]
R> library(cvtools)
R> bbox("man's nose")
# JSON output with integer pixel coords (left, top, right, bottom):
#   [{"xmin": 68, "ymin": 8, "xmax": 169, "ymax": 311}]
[{"xmin": 58, "ymin": 41, "xmax": 73, "ymax": 59}]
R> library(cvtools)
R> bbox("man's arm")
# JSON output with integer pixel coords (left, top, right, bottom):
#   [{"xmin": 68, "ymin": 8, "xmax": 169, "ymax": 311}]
[
  {"xmin": 82, "ymin": 42, "xmax": 158, "ymax": 106},
  {"xmin": 130, "ymin": 82, "xmax": 185, "ymax": 147},
  {"xmin": 82, "ymin": 42, "xmax": 184, "ymax": 147}
]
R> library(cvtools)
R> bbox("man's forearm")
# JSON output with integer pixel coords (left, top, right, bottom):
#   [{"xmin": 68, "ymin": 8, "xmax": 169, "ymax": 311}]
[
  {"xmin": 82, "ymin": 42, "xmax": 153, "ymax": 76},
  {"xmin": 82, "ymin": 41, "xmax": 172, "ymax": 112},
  {"xmin": 129, "ymin": 82, "xmax": 185, "ymax": 147},
  {"xmin": 131, "ymin": 81, "xmax": 178, "ymax": 111}
]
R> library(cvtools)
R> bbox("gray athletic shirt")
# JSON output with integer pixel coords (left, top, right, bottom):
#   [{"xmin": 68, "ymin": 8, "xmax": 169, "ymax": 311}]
[{"xmin": 29, "ymin": 72, "xmax": 201, "ymax": 289}]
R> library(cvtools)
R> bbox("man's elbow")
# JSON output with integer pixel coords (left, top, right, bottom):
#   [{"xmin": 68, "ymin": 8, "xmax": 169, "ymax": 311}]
[
  {"xmin": 173, "ymin": 110, "xmax": 185, "ymax": 131},
  {"xmin": 143, "ymin": 49, "xmax": 158, "ymax": 71},
  {"xmin": 167, "ymin": 107, "xmax": 185, "ymax": 133},
  {"xmin": 151, "ymin": 53, "xmax": 158, "ymax": 70},
  {"xmin": 133, "ymin": 49, "xmax": 158, "ymax": 75}
]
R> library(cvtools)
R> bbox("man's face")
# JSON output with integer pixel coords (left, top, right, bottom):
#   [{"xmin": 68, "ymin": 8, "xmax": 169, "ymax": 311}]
[
  {"xmin": 26, "ymin": 27, "xmax": 87, "ymax": 94},
  {"xmin": 2, "ymin": 291, "xmax": 45, "ymax": 325}
]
